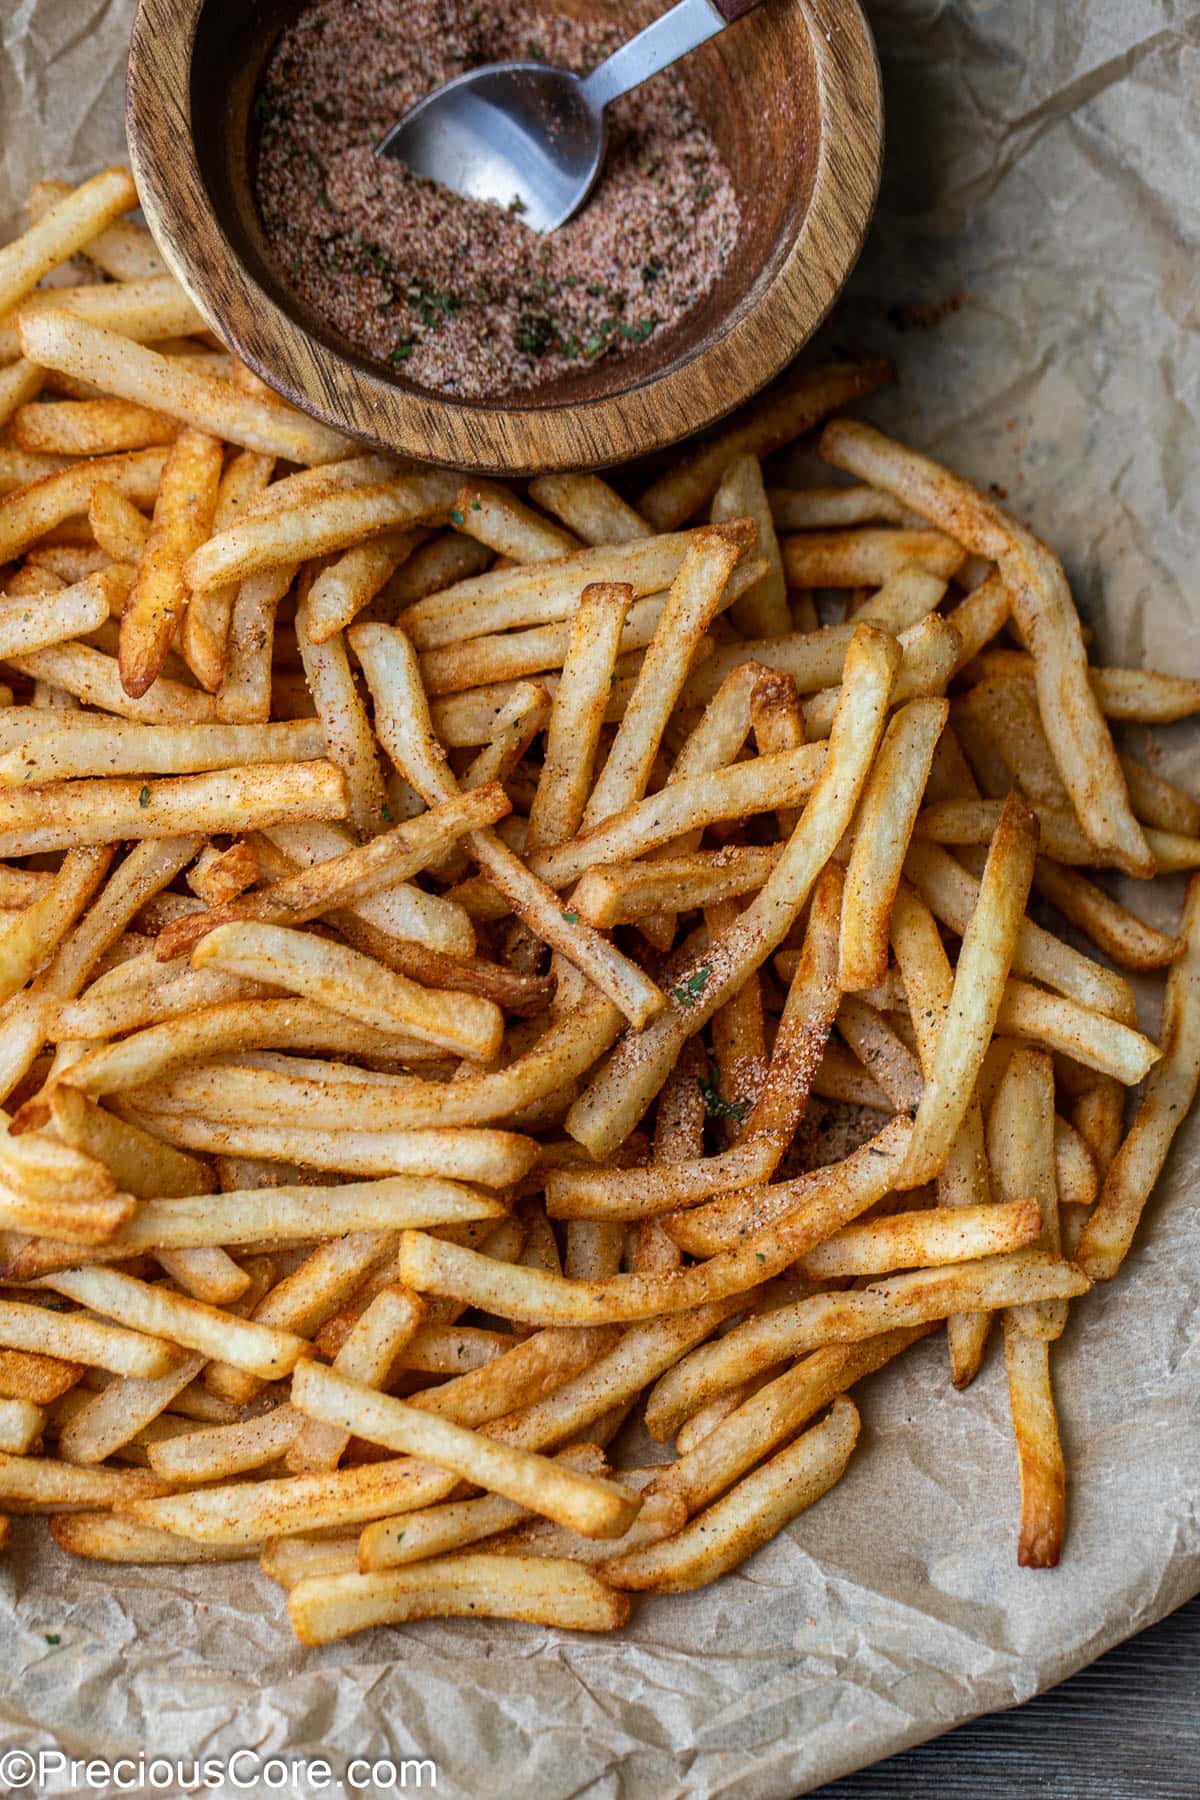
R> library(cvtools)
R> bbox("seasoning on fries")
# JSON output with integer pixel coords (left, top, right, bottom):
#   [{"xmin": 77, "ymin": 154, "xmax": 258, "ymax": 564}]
[{"xmin": 0, "ymin": 163, "xmax": 1193, "ymax": 1646}]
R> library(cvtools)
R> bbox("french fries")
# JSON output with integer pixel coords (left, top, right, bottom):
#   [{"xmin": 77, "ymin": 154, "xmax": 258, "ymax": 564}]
[{"xmin": 0, "ymin": 171, "xmax": 1191, "ymax": 1645}]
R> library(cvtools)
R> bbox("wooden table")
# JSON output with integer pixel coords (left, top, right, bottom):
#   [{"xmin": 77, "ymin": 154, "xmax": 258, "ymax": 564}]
[{"xmin": 814, "ymin": 1593, "xmax": 1200, "ymax": 1798}]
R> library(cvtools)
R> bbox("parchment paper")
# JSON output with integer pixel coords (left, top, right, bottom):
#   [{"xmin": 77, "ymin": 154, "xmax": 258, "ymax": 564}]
[{"xmin": 1, "ymin": 3, "xmax": 1199, "ymax": 1795}]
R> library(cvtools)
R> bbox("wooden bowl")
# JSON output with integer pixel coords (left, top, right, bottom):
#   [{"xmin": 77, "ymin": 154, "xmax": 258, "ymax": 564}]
[{"xmin": 127, "ymin": 0, "xmax": 882, "ymax": 475}]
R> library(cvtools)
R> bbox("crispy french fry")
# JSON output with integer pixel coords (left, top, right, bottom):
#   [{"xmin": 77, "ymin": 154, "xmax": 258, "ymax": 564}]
[
  {"xmin": 899, "ymin": 792, "xmax": 1038, "ymax": 1187},
  {"xmin": 711, "ymin": 453, "xmax": 788, "ymax": 635},
  {"xmin": 400, "ymin": 1114, "xmax": 914, "ymax": 1325},
  {"xmin": 638, "ymin": 361, "xmax": 891, "ymax": 529},
  {"xmin": 303, "ymin": 530, "xmax": 422, "ymax": 644},
  {"xmin": 1031, "ymin": 858, "xmax": 1181, "ymax": 971},
  {"xmin": 0, "ymin": 446, "xmax": 166, "ymax": 565},
  {"xmin": 187, "ymin": 470, "xmax": 458, "ymax": 593},
  {"xmin": 567, "ymin": 623, "xmax": 900, "ymax": 1156},
  {"xmin": 0, "ymin": 1449, "xmax": 168, "ymax": 1512},
  {"xmin": 584, "ymin": 524, "xmax": 751, "ymax": 826},
  {"xmin": 645, "ymin": 1252, "xmax": 1089, "ymax": 1438},
  {"xmin": 353, "ymin": 623, "xmax": 663, "ymax": 1027},
  {"xmin": 29, "ymin": 178, "xmax": 165, "ymax": 278},
  {"xmin": 0, "ymin": 1299, "xmax": 179, "ymax": 1379},
  {"xmin": 452, "ymin": 480, "xmax": 580, "ymax": 562},
  {"xmin": 17, "ymin": 311, "xmax": 353, "ymax": 465},
  {"xmin": 0, "ymin": 763, "xmax": 346, "ymax": 858},
  {"xmin": 52, "ymin": 1514, "xmax": 258, "ymax": 1562},
  {"xmin": 1003, "ymin": 1318, "xmax": 1064, "ymax": 1568},
  {"xmin": 782, "ymin": 528, "xmax": 964, "ymax": 586},
  {"xmin": 120, "ymin": 427, "xmax": 223, "ymax": 696},
  {"xmin": 0, "ymin": 846, "xmax": 111, "ymax": 1006},
  {"xmin": 37, "ymin": 1268, "xmax": 308, "ymax": 1380},
  {"xmin": 193, "ymin": 920, "xmax": 503, "ymax": 1061},
  {"xmin": 821, "ymin": 419, "xmax": 1152, "ymax": 876},
  {"xmin": 0, "ymin": 167, "xmax": 136, "ymax": 315},
  {"xmin": 12, "ymin": 397, "xmax": 175, "ymax": 456},
  {"xmin": 988, "ymin": 1046, "xmax": 1067, "ymax": 1339},
  {"xmin": 839, "ymin": 698, "xmax": 948, "ymax": 989},
  {"xmin": 288, "ymin": 1553, "xmax": 628, "ymax": 1643},
  {"xmin": 295, "ymin": 587, "xmax": 388, "ymax": 837},
  {"xmin": 5, "ymin": 642, "xmax": 217, "ymax": 725},
  {"xmin": 527, "ymin": 473, "xmax": 651, "ymax": 546},
  {"xmin": 1077, "ymin": 875, "xmax": 1200, "ymax": 1279},
  {"xmin": 605, "ymin": 1398, "xmax": 859, "ymax": 1591},
  {"xmin": 290, "ymin": 1360, "xmax": 638, "ymax": 1539}
]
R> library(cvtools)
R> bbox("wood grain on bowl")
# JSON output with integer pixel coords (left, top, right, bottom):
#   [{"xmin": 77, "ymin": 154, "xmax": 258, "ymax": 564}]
[{"xmin": 126, "ymin": 0, "xmax": 883, "ymax": 473}]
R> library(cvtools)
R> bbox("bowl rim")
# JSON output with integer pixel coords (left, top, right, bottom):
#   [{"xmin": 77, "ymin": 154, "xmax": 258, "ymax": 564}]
[{"xmin": 126, "ymin": 0, "xmax": 883, "ymax": 475}]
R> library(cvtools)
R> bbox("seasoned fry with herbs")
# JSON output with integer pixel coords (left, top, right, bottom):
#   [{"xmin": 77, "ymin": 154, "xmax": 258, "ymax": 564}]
[{"xmin": 0, "ymin": 163, "xmax": 1192, "ymax": 1640}]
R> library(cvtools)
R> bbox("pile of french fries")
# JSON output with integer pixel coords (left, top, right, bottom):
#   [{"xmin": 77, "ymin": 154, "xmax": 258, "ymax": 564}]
[{"xmin": 0, "ymin": 168, "xmax": 1194, "ymax": 1645}]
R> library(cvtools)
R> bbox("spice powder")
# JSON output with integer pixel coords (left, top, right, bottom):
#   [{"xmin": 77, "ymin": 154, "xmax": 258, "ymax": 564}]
[{"xmin": 254, "ymin": 0, "xmax": 741, "ymax": 400}]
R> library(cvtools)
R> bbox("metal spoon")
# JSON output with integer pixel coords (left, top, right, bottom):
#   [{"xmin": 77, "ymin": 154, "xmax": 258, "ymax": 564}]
[{"xmin": 376, "ymin": 0, "xmax": 766, "ymax": 235}]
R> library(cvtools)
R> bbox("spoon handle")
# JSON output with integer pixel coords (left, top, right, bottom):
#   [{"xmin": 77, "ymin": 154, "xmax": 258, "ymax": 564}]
[{"xmin": 580, "ymin": 0, "xmax": 764, "ymax": 114}]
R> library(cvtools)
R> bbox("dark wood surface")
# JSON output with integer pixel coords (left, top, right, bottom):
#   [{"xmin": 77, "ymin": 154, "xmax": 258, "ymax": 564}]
[{"xmin": 812, "ymin": 1592, "xmax": 1200, "ymax": 1798}]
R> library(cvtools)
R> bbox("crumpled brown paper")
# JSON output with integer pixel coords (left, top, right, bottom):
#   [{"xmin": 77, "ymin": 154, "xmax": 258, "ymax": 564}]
[{"xmin": 0, "ymin": 2, "xmax": 1198, "ymax": 1795}]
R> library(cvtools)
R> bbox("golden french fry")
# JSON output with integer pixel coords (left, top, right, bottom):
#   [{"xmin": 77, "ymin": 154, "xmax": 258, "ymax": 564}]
[
  {"xmin": 527, "ymin": 473, "xmax": 651, "ymax": 546},
  {"xmin": 821, "ymin": 419, "xmax": 1152, "ymax": 876},
  {"xmin": 584, "ymin": 523, "xmax": 752, "ymax": 826},
  {"xmin": 89, "ymin": 1176, "xmax": 505, "ymax": 1250},
  {"xmin": 0, "ymin": 1299, "xmax": 179, "ymax": 1379},
  {"xmin": 452, "ymin": 479, "xmax": 580, "ymax": 562},
  {"xmin": 1032, "ymin": 857, "xmax": 1182, "ymax": 971},
  {"xmin": 0, "ymin": 846, "xmax": 110, "ymax": 1006},
  {"xmin": 294, "ymin": 587, "xmax": 389, "ymax": 837},
  {"xmin": 987, "ymin": 1045, "xmax": 1067, "ymax": 1340},
  {"xmin": 303, "ymin": 530, "xmax": 422, "ymax": 644},
  {"xmin": 646, "ymin": 1252, "xmax": 1089, "ymax": 1438},
  {"xmin": 0, "ymin": 446, "xmax": 166, "ymax": 565},
  {"xmin": 352, "ymin": 623, "xmax": 663, "ymax": 1027},
  {"xmin": 119, "ymin": 427, "xmax": 223, "ymax": 697},
  {"xmin": 291, "ymin": 1360, "xmax": 638, "ymax": 1539},
  {"xmin": 37, "ymin": 1268, "xmax": 308, "ymax": 1380},
  {"xmin": 0, "ymin": 167, "xmax": 136, "ymax": 315},
  {"xmin": 1003, "ymin": 1318, "xmax": 1065, "ymax": 1567},
  {"xmin": 0, "ymin": 1395, "xmax": 44, "ymax": 1455},
  {"xmin": 288, "ymin": 1553, "xmax": 629, "ymax": 1644},
  {"xmin": 3, "ymin": 275, "xmax": 203, "ymax": 362},
  {"xmin": 399, "ymin": 1114, "xmax": 914, "ymax": 1326},
  {"xmin": 193, "ymin": 920, "xmax": 503, "ymax": 1061},
  {"xmin": 17, "ymin": 310, "xmax": 353, "ymax": 465},
  {"xmin": 838, "ymin": 698, "xmax": 948, "ymax": 989},
  {"xmin": 52, "ymin": 1514, "xmax": 258, "ymax": 1562},
  {"xmin": 638, "ymin": 360, "xmax": 892, "ymax": 529},
  {"xmin": 711, "ymin": 453, "xmax": 788, "ymax": 635},
  {"xmin": 0, "ymin": 1449, "xmax": 168, "ymax": 1512},
  {"xmin": 905, "ymin": 841, "xmax": 1137, "ymax": 1023},
  {"xmin": 0, "ymin": 1347, "xmax": 82, "ymax": 1405},
  {"xmin": 782, "ymin": 528, "xmax": 964, "ymax": 586},
  {"xmin": 899, "ymin": 792, "xmax": 1039, "ymax": 1188},
  {"xmin": 186, "ymin": 470, "xmax": 459, "ymax": 593},
  {"xmin": 6, "ymin": 642, "xmax": 218, "ymax": 725},
  {"xmin": 550, "ymin": 864, "xmax": 843, "ymax": 1220},
  {"xmin": 606, "ymin": 1398, "xmax": 859, "ymax": 1591},
  {"xmin": 567, "ymin": 622, "xmax": 900, "ymax": 1157},
  {"xmin": 1077, "ymin": 875, "xmax": 1200, "ymax": 1279},
  {"xmin": 793, "ymin": 1199, "xmax": 1042, "ymax": 1279},
  {"xmin": 29, "ymin": 178, "xmax": 166, "ymax": 278},
  {"xmin": 0, "ymin": 763, "xmax": 346, "ymax": 858},
  {"xmin": 13, "ymin": 397, "xmax": 175, "ymax": 456}
]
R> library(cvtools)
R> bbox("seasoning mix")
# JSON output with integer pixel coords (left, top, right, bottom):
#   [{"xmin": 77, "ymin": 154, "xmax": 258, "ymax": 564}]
[{"xmin": 254, "ymin": 0, "xmax": 740, "ymax": 399}]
